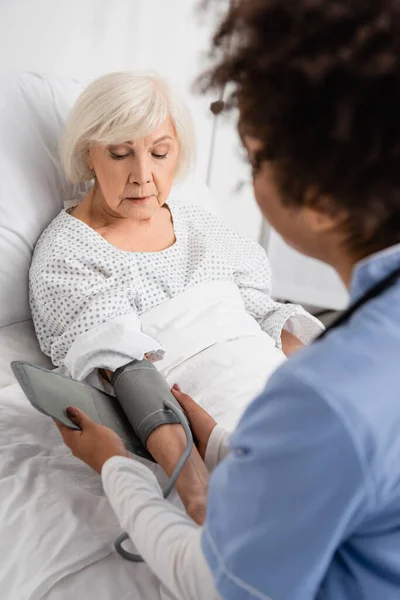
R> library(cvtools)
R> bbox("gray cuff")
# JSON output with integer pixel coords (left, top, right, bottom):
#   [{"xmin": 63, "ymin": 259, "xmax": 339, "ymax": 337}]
[{"xmin": 111, "ymin": 360, "xmax": 185, "ymax": 447}]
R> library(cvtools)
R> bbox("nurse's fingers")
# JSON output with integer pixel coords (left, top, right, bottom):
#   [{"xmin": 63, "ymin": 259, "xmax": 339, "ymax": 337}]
[
  {"xmin": 64, "ymin": 406, "xmax": 95, "ymax": 431},
  {"xmin": 171, "ymin": 385, "xmax": 217, "ymax": 460},
  {"xmin": 171, "ymin": 385, "xmax": 200, "ymax": 413}
]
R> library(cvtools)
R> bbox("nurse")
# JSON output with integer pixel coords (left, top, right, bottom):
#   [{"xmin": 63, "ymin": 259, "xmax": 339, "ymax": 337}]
[{"xmin": 56, "ymin": 1, "xmax": 400, "ymax": 599}]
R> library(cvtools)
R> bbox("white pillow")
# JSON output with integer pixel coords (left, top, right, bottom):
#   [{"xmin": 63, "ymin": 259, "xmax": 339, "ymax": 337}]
[
  {"xmin": 0, "ymin": 72, "xmax": 88, "ymax": 328},
  {"xmin": 0, "ymin": 71, "xmax": 214, "ymax": 329}
]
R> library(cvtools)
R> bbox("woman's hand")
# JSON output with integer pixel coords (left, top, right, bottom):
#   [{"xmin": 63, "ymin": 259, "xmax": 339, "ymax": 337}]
[
  {"xmin": 55, "ymin": 407, "xmax": 129, "ymax": 474},
  {"xmin": 171, "ymin": 385, "xmax": 217, "ymax": 461},
  {"xmin": 281, "ymin": 329, "xmax": 304, "ymax": 357}
]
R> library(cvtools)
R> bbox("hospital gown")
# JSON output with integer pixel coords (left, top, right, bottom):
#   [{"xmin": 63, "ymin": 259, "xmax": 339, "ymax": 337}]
[{"xmin": 29, "ymin": 202, "xmax": 321, "ymax": 379}]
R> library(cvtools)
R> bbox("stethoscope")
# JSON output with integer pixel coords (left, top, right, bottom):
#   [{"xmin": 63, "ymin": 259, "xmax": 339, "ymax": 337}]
[{"xmin": 317, "ymin": 264, "xmax": 400, "ymax": 341}]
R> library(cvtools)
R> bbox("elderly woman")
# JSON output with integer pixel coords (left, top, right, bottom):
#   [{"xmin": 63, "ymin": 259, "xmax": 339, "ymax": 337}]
[
  {"xmin": 57, "ymin": 2, "xmax": 400, "ymax": 600},
  {"xmin": 30, "ymin": 72, "xmax": 316, "ymax": 381},
  {"xmin": 30, "ymin": 71, "xmax": 319, "ymax": 519}
]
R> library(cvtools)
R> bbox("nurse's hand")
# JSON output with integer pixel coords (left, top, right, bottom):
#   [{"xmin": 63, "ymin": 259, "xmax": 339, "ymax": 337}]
[
  {"xmin": 55, "ymin": 407, "xmax": 129, "ymax": 474},
  {"xmin": 171, "ymin": 385, "xmax": 217, "ymax": 460}
]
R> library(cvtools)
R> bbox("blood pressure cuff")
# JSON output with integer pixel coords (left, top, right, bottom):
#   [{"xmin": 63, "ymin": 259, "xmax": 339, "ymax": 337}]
[
  {"xmin": 11, "ymin": 359, "xmax": 186, "ymax": 462},
  {"xmin": 111, "ymin": 359, "xmax": 184, "ymax": 447}
]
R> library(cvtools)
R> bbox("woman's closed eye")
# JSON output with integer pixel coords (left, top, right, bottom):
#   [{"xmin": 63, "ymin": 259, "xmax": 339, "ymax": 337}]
[
  {"xmin": 151, "ymin": 144, "xmax": 170, "ymax": 160},
  {"xmin": 109, "ymin": 150, "xmax": 130, "ymax": 160},
  {"xmin": 109, "ymin": 150, "xmax": 168, "ymax": 160}
]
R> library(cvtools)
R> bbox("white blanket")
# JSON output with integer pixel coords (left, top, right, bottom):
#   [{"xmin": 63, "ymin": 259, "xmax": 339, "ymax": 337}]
[{"xmin": 0, "ymin": 281, "xmax": 285, "ymax": 600}]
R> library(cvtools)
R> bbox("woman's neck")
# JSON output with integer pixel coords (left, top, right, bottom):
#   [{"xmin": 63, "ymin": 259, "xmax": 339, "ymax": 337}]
[
  {"xmin": 72, "ymin": 186, "xmax": 175, "ymax": 253},
  {"xmin": 78, "ymin": 185, "xmax": 126, "ymax": 228}
]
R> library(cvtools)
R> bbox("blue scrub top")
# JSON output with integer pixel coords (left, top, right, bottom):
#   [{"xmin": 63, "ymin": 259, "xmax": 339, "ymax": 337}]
[{"xmin": 202, "ymin": 245, "xmax": 400, "ymax": 600}]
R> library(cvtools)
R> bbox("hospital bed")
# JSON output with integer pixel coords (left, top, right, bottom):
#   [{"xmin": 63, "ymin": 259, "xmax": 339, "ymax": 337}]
[{"xmin": 0, "ymin": 71, "xmax": 284, "ymax": 599}]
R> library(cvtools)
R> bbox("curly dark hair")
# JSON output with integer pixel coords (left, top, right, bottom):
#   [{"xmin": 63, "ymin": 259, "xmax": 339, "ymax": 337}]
[{"xmin": 202, "ymin": 0, "xmax": 400, "ymax": 256}]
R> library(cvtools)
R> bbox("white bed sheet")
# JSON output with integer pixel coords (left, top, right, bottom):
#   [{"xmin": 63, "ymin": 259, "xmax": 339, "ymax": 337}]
[{"xmin": 0, "ymin": 382, "xmax": 165, "ymax": 600}]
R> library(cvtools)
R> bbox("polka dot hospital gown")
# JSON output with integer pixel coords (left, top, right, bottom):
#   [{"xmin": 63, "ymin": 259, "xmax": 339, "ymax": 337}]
[{"xmin": 29, "ymin": 202, "xmax": 322, "ymax": 380}]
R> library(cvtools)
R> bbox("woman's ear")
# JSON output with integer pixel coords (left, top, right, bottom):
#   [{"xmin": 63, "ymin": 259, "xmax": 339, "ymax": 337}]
[{"xmin": 86, "ymin": 147, "xmax": 94, "ymax": 171}]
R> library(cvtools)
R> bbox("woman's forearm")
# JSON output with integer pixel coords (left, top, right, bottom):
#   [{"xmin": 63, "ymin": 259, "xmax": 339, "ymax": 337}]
[
  {"xmin": 147, "ymin": 424, "xmax": 209, "ymax": 524},
  {"xmin": 281, "ymin": 328, "xmax": 304, "ymax": 356}
]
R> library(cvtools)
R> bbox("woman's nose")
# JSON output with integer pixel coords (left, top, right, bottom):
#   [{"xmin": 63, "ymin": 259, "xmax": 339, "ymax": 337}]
[{"xmin": 129, "ymin": 158, "xmax": 152, "ymax": 185}]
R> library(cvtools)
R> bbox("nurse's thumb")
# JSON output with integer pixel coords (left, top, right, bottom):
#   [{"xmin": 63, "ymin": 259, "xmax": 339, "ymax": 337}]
[
  {"xmin": 66, "ymin": 406, "xmax": 93, "ymax": 430},
  {"xmin": 171, "ymin": 385, "xmax": 197, "ymax": 411}
]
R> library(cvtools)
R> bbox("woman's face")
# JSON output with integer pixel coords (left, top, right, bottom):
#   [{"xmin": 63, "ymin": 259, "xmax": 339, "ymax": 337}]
[
  {"xmin": 245, "ymin": 136, "xmax": 338, "ymax": 262},
  {"xmin": 87, "ymin": 119, "xmax": 179, "ymax": 221}
]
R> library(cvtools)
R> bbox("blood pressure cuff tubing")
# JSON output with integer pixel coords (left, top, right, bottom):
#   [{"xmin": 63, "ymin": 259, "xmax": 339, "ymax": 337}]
[{"xmin": 111, "ymin": 359, "xmax": 185, "ymax": 447}]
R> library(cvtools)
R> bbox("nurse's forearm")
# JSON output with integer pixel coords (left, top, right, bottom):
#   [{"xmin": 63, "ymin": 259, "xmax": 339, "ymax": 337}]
[
  {"xmin": 147, "ymin": 424, "xmax": 209, "ymax": 525},
  {"xmin": 102, "ymin": 457, "xmax": 219, "ymax": 600}
]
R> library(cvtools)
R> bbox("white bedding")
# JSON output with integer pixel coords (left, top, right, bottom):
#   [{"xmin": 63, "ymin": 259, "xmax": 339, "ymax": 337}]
[{"xmin": 0, "ymin": 281, "xmax": 285, "ymax": 600}]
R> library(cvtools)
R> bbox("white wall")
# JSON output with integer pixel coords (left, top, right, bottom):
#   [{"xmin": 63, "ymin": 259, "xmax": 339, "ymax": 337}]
[
  {"xmin": 267, "ymin": 231, "xmax": 348, "ymax": 309},
  {"xmin": 208, "ymin": 113, "xmax": 264, "ymax": 239}
]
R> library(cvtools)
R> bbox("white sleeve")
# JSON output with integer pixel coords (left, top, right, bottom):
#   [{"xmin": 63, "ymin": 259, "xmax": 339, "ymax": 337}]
[
  {"xmin": 30, "ymin": 256, "xmax": 164, "ymax": 380},
  {"xmin": 64, "ymin": 313, "xmax": 164, "ymax": 380},
  {"xmin": 204, "ymin": 425, "xmax": 230, "ymax": 472},
  {"xmin": 101, "ymin": 457, "xmax": 220, "ymax": 600},
  {"xmin": 234, "ymin": 239, "xmax": 323, "ymax": 348}
]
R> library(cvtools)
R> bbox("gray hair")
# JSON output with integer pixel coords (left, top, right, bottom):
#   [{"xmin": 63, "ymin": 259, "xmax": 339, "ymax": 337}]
[{"xmin": 60, "ymin": 71, "xmax": 196, "ymax": 182}]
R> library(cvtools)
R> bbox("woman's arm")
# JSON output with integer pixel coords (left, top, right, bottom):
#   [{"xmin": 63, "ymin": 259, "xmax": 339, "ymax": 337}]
[
  {"xmin": 146, "ymin": 423, "xmax": 209, "ymax": 525},
  {"xmin": 171, "ymin": 386, "xmax": 230, "ymax": 471},
  {"xmin": 30, "ymin": 253, "xmax": 165, "ymax": 380},
  {"xmin": 233, "ymin": 238, "xmax": 323, "ymax": 353},
  {"xmin": 180, "ymin": 204, "xmax": 321, "ymax": 355},
  {"xmin": 281, "ymin": 328, "xmax": 305, "ymax": 356}
]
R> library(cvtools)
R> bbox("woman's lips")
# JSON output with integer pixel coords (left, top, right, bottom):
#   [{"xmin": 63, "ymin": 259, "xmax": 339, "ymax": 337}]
[{"xmin": 125, "ymin": 195, "xmax": 152, "ymax": 204}]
